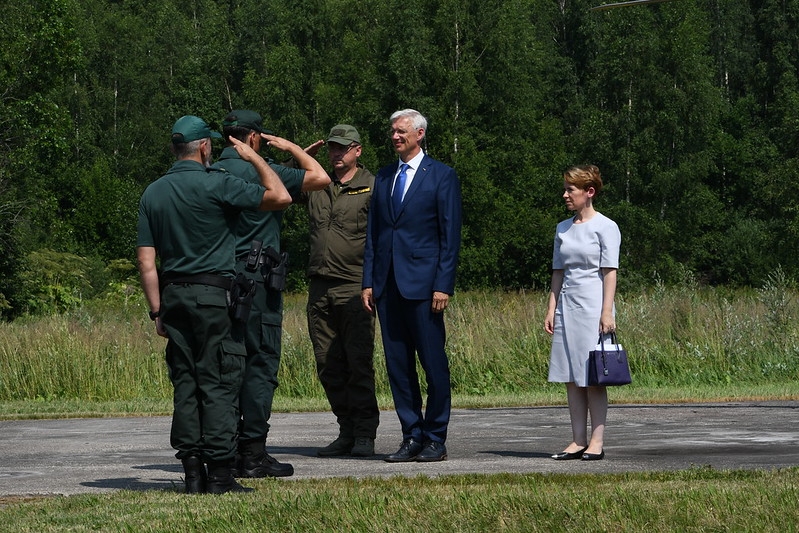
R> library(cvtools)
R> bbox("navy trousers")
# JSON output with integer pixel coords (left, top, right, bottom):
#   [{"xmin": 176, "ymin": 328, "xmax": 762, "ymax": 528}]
[{"xmin": 376, "ymin": 269, "xmax": 451, "ymax": 444}]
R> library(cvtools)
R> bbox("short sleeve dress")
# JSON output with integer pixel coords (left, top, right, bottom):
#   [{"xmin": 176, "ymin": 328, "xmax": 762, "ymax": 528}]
[{"xmin": 548, "ymin": 212, "xmax": 621, "ymax": 387}]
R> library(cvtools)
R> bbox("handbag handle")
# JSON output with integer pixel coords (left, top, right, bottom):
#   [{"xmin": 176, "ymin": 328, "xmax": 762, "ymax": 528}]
[{"xmin": 596, "ymin": 331, "xmax": 620, "ymax": 354}]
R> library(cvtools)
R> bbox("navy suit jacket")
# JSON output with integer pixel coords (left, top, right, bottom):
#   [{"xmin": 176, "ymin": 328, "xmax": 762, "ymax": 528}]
[{"xmin": 363, "ymin": 153, "xmax": 462, "ymax": 300}]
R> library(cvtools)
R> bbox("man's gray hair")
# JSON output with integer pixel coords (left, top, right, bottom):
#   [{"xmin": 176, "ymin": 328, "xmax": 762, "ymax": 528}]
[
  {"xmin": 390, "ymin": 109, "xmax": 427, "ymax": 131},
  {"xmin": 170, "ymin": 138, "xmax": 205, "ymax": 159}
]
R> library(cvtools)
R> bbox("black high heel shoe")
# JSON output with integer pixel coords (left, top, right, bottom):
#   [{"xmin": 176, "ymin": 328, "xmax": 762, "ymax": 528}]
[
  {"xmin": 551, "ymin": 446, "xmax": 587, "ymax": 460},
  {"xmin": 581, "ymin": 450, "xmax": 605, "ymax": 461}
]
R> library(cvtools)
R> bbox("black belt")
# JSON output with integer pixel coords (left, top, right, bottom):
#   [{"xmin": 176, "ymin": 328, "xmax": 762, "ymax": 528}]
[{"xmin": 160, "ymin": 273, "xmax": 232, "ymax": 290}]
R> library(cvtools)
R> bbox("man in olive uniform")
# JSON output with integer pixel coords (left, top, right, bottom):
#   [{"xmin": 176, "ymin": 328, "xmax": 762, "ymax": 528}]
[
  {"xmin": 137, "ymin": 115, "xmax": 291, "ymax": 494},
  {"xmin": 303, "ymin": 125, "xmax": 379, "ymax": 457},
  {"xmin": 213, "ymin": 110, "xmax": 329, "ymax": 478}
]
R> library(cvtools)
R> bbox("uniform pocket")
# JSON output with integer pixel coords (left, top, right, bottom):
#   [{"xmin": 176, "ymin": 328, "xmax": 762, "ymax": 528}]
[
  {"xmin": 196, "ymin": 289, "xmax": 229, "ymax": 309},
  {"xmin": 219, "ymin": 339, "xmax": 246, "ymax": 385}
]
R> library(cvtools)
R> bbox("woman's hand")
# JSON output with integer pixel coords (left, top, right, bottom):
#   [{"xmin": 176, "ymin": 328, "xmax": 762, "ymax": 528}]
[
  {"xmin": 599, "ymin": 311, "xmax": 616, "ymax": 334},
  {"xmin": 544, "ymin": 311, "xmax": 555, "ymax": 335}
]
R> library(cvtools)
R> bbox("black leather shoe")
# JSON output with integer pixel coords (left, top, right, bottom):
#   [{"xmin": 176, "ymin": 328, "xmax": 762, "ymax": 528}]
[
  {"xmin": 416, "ymin": 441, "xmax": 447, "ymax": 462},
  {"xmin": 551, "ymin": 447, "xmax": 587, "ymax": 461},
  {"xmin": 581, "ymin": 450, "xmax": 605, "ymax": 461},
  {"xmin": 207, "ymin": 460, "xmax": 254, "ymax": 494},
  {"xmin": 384, "ymin": 439, "xmax": 423, "ymax": 462}
]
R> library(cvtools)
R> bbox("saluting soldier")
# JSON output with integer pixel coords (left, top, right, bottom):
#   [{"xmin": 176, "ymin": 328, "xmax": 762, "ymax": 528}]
[{"xmin": 213, "ymin": 110, "xmax": 329, "ymax": 479}]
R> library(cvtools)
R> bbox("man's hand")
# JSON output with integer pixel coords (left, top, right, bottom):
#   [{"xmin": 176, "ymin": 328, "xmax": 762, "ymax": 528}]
[
  {"xmin": 261, "ymin": 133, "xmax": 300, "ymax": 154},
  {"xmin": 361, "ymin": 288, "xmax": 375, "ymax": 315},
  {"xmin": 229, "ymin": 135, "xmax": 262, "ymax": 163},
  {"xmin": 155, "ymin": 317, "xmax": 168, "ymax": 338},
  {"xmin": 304, "ymin": 139, "xmax": 325, "ymax": 158},
  {"xmin": 263, "ymin": 133, "xmax": 329, "ymax": 191},
  {"xmin": 432, "ymin": 291, "xmax": 449, "ymax": 313}
]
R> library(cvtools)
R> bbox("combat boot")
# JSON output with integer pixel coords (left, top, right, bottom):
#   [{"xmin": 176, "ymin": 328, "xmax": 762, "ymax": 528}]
[
  {"xmin": 350, "ymin": 437, "xmax": 375, "ymax": 457},
  {"xmin": 181, "ymin": 455, "xmax": 207, "ymax": 494},
  {"xmin": 206, "ymin": 459, "xmax": 254, "ymax": 494},
  {"xmin": 236, "ymin": 439, "xmax": 294, "ymax": 478},
  {"xmin": 317, "ymin": 435, "xmax": 355, "ymax": 457}
]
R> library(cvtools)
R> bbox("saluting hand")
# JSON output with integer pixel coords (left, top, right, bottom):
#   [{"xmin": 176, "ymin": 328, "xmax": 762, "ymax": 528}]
[
  {"xmin": 229, "ymin": 135, "xmax": 262, "ymax": 163},
  {"xmin": 261, "ymin": 133, "xmax": 299, "ymax": 154},
  {"xmin": 303, "ymin": 139, "xmax": 325, "ymax": 158}
]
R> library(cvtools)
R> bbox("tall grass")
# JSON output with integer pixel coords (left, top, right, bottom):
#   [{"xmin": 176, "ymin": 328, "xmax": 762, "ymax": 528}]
[
  {"xmin": 0, "ymin": 282, "xmax": 797, "ymax": 407},
  {"xmin": 618, "ymin": 273, "xmax": 798, "ymax": 387},
  {"xmin": 0, "ymin": 303, "xmax": 169, "ymax": 402}
]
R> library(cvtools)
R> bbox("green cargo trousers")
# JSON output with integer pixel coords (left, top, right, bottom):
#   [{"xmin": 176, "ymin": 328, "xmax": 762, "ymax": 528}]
[
  {"xmin": 307, "ymin": 278, "xmax": 379, "ymax": 439},
  {"xmin": 236, "ymin": 262, "xmax": 283, "ymax": 443},
  {"xmin": 160, "ymin": 283, "xmax": 246, "ymax": 462}
]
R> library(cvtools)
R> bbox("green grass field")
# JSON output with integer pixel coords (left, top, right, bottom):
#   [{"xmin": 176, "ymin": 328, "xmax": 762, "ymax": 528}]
[{"xmin": 2, "ymin": 468, "xmax": 798, "ymax": 532}]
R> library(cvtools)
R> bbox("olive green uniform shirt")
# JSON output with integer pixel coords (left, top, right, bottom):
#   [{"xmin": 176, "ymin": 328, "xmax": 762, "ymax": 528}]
[{"xmin": 305, "ymin": 167, "xmax": 375, "ymax": 282}]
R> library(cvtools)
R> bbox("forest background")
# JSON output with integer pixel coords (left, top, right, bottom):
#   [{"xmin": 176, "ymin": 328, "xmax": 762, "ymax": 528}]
[{"xmin": 1, "ymin": 0, "xmax": 798, "ymax": 319}]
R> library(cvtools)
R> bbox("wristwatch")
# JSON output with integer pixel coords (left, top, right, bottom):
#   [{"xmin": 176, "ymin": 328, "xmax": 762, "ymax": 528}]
[{"xmin": 148, "ymin": 310, "xmax": 160, "ymax": 321}]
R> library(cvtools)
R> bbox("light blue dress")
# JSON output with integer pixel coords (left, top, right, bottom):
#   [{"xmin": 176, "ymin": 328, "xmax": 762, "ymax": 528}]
[{"xmin": 548, "ymin": 212, "xmax": 621, "ymax": 387}]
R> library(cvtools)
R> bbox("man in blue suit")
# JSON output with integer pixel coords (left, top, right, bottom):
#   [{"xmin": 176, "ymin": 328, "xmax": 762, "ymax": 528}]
[{"xmin": 361, "ymin": 109, "xmax": 462, "ymax": 462}]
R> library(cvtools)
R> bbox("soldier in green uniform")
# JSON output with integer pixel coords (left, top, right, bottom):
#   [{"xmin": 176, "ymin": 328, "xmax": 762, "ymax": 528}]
[
  {"xmin": 213, "ymin": 110, "xmax": 329, "ymax": 478},
  {"xmin": 301, "ymin": 125, "xmax": 379, "ymax": 457},
  {"xmin": 137, "ymin": 115, "xmax": 291, "ymax": 494}
]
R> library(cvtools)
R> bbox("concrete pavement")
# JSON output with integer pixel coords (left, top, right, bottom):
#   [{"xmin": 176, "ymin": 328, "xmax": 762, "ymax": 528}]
[{"xmin": 0, "ymin": 401, "xmax": 797, "ymax": 497}]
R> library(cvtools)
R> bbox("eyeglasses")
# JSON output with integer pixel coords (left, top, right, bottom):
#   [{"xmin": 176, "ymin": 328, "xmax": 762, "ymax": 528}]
[{"xmin": 328, "ymin": 143, "xmax": 357, "ymax": 154}]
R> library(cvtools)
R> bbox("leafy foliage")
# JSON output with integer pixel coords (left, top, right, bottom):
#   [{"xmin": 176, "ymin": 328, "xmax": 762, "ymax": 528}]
[{"xmin": 3, "ymin": 0, "xmax": 799, "ymax": 318}]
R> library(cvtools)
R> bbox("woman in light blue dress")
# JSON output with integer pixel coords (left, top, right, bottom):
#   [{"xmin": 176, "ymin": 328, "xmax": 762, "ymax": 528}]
[{"xmin": 544, "ymin": 165, "xmax": 620, "ymax": 461}]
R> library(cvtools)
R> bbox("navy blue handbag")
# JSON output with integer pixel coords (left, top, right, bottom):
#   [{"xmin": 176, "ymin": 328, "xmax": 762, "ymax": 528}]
[{"xmin": 588, "ymin": 332, "xmax": 632, "ymax": 386}]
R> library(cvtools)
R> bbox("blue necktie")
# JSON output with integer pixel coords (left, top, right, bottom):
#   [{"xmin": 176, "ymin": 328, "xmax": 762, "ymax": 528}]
[{"xmin": 392, "ymin": 163, "xmax": 409, "ymax": 214}]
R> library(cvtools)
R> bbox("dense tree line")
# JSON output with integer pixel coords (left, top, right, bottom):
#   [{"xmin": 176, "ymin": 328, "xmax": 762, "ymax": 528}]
[{"xmin": 0, "ymin": 0, "xmax": 797, "ymax": 318}]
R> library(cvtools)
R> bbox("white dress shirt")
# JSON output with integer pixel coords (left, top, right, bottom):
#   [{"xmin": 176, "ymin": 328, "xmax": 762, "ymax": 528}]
[{"xmin": 391, "ymin": 150, "xmax": 426, "ymax": 202}]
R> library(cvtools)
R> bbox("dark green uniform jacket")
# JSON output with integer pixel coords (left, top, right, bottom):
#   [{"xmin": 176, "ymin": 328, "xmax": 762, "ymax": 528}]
[
  {"xmin": 212, "ymin": 146, "xmax": 304, "ymax": 257},
  {"xmin": 137, "ymin": 159, "xmax": 265, "ymax": 276}
]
